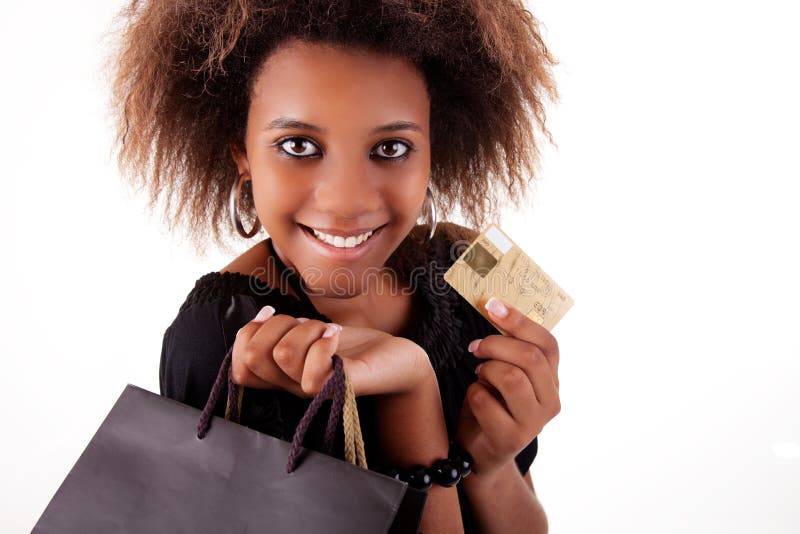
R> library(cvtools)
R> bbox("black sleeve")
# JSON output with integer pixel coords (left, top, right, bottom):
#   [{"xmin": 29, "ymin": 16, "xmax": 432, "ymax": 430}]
[
  {"xmin": 159, "ymin": 293, "xmax": 263, "ymax": 416},
  {"xmin": 444, "ymin": 253, "xmax": 540, "ymax": 476},
  {"xmin": 514, "ymin": 435, "xmax": 539, "ymax": 475}
]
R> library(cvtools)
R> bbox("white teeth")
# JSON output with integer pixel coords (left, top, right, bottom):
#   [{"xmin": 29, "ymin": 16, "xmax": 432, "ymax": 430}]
[{"xmin": 311, "ymin": 227, "xmax": 375, "ymax": 248}]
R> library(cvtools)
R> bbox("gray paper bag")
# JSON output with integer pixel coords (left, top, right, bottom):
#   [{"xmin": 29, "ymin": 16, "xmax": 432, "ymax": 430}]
[{"xmin": 33, "ymin": 352, "xmax": 426, "ymax": 533}]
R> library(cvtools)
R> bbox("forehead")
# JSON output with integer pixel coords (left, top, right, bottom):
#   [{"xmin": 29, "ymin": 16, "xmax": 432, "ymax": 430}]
[{"xmin": 249, "ymin": 40, "xmax": 430, "ymax": 132}]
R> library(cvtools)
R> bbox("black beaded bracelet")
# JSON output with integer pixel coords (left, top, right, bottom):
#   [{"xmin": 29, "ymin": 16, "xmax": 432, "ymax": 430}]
[{"xmin": 377, "ymin": 441, "xmax": 474, "ymax": 491}]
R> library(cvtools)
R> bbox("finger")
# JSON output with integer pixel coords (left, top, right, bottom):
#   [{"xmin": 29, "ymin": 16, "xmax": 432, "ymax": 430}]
[
  {"xmin": 232, "ymin": 307, "xmax": 308, "ymax": 396},
  {"xmin": 475, "ymin": 360, "xmax": 538, "ymax": 425},
  {"xmin": 232, "ymin": 306, "xmax": 280, "ymax": 388},
  {"xmin": 469, "ymin": 334, "xmax": 560, "ymax": 390},
  {"xmin": 482, "ymin": 296, "xmax": 560, "ymax": 374},
  {"xmin": 301, "ymin": 325, "xmax": 360, "ymax": 396},
  {"xmin": 234, "ymin": 313, "xmax": 304, "ymax": 390},
  {"xmin": 274, "ymin": 320, "xmax": 341, "ymax": 384},
  {"xmin": 231, "ymin": 348, "xmax": 306, "ymax": 396},
  {"xmin": 230, "ymin": 359, "xmax": 272, "ymax": 388},
  {"xmin": 234, "ymin": 305, "xmax": 277, "ymax": 343},
  {"xmin": 466, "ymin": 380, "xmax": 516, "ymax": 442}
]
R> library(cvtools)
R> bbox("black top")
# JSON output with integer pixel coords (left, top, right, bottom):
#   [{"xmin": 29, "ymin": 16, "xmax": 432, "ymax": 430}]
[{"xmin": 159, "ymin": 229, "xmax": 538, "ymax": 532}]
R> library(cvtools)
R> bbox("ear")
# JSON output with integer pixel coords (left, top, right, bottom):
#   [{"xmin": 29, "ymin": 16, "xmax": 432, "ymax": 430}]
[{"xmin": 230, "ymin": 141, "xmax": 250, "ymax": 176}]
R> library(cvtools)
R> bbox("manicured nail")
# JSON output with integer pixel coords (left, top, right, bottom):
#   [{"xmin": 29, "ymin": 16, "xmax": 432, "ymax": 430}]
[
  {"xmin": 485, "ymin": 297, "xmax": 508, "ymax": 318},
  {"xmin": 296, "ymin": 317, "xmax": 309, "ymax": 323},
  {"xmin": 475, "ymin": 363, "xmax": 484, "ymax": 374},
  {"xmin": 468, "ymin": 339, "xmax": 481, "ymax": 353},
  {"xmin": 322, "ymin": 323, "xmax": 341, "ymax": 338},
  {"xmin": 253, "ymin": 305, "xmax": 276, "ymax": 323}
]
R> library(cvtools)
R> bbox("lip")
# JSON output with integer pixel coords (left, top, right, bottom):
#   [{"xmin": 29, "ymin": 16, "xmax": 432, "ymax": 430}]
[{"xmin": 299, "ymin": 223, "xmax": 387, "ymax": 262}]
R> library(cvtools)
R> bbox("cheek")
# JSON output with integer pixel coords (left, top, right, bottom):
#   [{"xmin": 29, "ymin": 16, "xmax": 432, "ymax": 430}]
[
  {"xmin": 390, "ymin": 174, "xmax": 429, "ymax": 214},
  {"xmin": 251, "ymin": 172, "xmax": 311, "ymax": 214}
]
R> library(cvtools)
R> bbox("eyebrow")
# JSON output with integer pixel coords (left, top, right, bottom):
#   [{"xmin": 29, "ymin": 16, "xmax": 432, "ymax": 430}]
[{"xmin": 264, "ymin": 117, "xmax": 422, "ymax": 135}]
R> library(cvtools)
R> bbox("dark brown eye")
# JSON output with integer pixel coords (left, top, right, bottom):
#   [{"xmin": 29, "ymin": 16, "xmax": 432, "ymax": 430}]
[
  {"xmin": 374, "ymin": 140, "xmax": 409, "ymax": 159},
  {"xmin": 279, "ymin": 138, "xmax": 319, "ymax": 157}
]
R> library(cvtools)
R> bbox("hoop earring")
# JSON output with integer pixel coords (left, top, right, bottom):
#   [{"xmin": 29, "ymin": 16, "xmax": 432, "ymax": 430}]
[
  {"xmin": 417, "ymin": 184, "xmax": 437, "ymax": 243},
  {"xmin": 229, "ymin": 173, "xmax": 262, "ymax": 238}
]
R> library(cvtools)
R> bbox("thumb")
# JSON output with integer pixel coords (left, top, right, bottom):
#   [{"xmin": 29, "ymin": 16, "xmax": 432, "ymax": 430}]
[{"xmin": 301, "ymin": 323, "xmax": 342, "ymax": 395}]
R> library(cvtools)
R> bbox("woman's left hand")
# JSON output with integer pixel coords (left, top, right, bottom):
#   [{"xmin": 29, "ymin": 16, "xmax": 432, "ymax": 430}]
[{"xmin": 455, "ymin": 297, "xmax": 561, "ymax": 478}]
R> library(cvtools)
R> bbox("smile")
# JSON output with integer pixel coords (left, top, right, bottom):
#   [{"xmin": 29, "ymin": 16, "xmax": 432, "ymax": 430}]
[
  {"xmin": 298, "ymin": 223, "xmax": 387, "ymax": 261},
  {"xmin": 310, "ymin": 227, "xmax": 377, "ymax": 248}
]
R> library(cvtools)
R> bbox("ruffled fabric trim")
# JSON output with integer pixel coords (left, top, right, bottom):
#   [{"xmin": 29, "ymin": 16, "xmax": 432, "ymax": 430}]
[
  {"xmin": 180, "ymin": 271, "xmax": 257, "ymax": 313},
  {"xmin": 406, "ymin": 231, "xmax": 467, "ymax": 375}
]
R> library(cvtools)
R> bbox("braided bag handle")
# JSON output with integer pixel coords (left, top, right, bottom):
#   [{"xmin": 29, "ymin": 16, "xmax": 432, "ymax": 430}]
[
  {"xmin": 284, "ymin": 355, "xmax": 367, "ymax": 472},
  {"xmin": 342, "ymin": 373, "xmax": 367, "ymax": 468},
  {"xmin": 196, "ymin": 347, "xmax": 367, "ymax": 472}
]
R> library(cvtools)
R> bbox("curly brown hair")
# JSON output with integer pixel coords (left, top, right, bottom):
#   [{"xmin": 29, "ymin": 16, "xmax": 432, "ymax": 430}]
[{"xmin": 109, "ymin": 0, "xmax": 558, "ymax": 256}]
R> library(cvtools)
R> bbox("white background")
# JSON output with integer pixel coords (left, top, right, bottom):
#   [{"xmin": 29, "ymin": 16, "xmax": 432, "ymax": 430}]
[{"xmin": 2, "ymin": 1, "xmax": 798, "ymax": 532}]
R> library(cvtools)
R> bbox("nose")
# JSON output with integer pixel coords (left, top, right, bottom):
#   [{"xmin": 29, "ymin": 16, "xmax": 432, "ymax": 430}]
[{"xmin": 314, "ymin": 159, "xmax": 382, "ymax": 220}]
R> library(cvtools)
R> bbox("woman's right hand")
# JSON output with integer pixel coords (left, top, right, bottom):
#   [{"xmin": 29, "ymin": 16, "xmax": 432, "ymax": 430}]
[{"xmin": 231, "ymin": 305, "xmax": 433, "ymax": 399}]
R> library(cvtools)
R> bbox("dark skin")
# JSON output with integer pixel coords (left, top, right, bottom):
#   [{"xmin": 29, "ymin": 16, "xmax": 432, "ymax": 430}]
[
  {"xmin": 226, "ymin": 39, "xmax": 555, "ymax": 532},
  {"xmin": 231, "ymin": 38, "xmax": 430, "ymax": 329},
  {"xmin": 224, "ymin": 36, "xmax": 442, "ymax": 421}
]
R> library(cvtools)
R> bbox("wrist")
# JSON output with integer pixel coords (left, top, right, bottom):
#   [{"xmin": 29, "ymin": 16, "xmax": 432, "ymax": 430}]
[
  {"xmin": 405, "ymin": 342, "xmax": 437, "ymax": 395},
  {"xmin": 375, "ymin": 441, "xmax": 474, "ymax": 491},
  {"xmin": 373, "ymin": 369, "xmax": 448, "ymax": 467},
  {"xmin": 461, "ymin": 456, "xmax": 515, "ymax": 493}
]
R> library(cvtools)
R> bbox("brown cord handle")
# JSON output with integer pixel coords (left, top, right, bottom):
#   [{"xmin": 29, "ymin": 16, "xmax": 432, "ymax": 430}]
[{"xmin": 196, "ymin": 346, "xmax": 236, "ymax": 440}]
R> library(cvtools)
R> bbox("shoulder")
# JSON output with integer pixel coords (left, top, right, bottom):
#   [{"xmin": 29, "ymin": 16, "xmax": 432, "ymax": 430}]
[
  {"xmin": 160, "ymin": 287, "xmax": 265, "ymax": 409},
  {"xmin": 428, "ymin": 221, "xmax": 480, "ymax": 269},
  {"xmin": 219, "ymin": 238, "xmax": 273, "ymax": 283},
  {"xmin": 423, "ymin": 221, "xmax": 480, "ymax": 261},
  {"xmin": 179, "ymin": 238, "xmax": 303, "ymax": 313},
  {"xmin": 179, "ymin": 239, "xmax": 272, "ymax": 312},
  {"xmin": 434, "ymin": 221, "xmax": 480, "ymax": 247},
  {"xmin": 164, "ymin": 239, "xmax": 283, "ymax": 386},
  {"xmin": 160, "ymin": 239, "xmax": 284, "ymax": 406}
]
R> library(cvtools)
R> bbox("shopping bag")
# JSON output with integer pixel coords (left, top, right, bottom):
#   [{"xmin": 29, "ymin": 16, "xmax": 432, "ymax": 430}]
[{"xmin": 33, "ymin": 349, "xmax": 427, "ymax": 533}]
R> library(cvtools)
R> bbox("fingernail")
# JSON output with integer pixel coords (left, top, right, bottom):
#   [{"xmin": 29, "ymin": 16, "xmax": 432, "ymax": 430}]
[
  {"xmin": 296, "ymin": 317, "xmax": 309, "ymax": 323},
  {"xmin": 253, "ymin": 305, "xmax": 276, "ymax": 323},
  {"xmin": 467, "ymin": 339, "xmax": 481, "ymax": 353},
  {"xmin": 322, "ymin": 323, "xmax": 341, "ymax": 338},
  {"xmin": 475, "ymin": 363, "xmax": 484, "ymax": 374},
  {"xmin": 485, "ymin": 297, "xmax": 508, "ymax": 318}
]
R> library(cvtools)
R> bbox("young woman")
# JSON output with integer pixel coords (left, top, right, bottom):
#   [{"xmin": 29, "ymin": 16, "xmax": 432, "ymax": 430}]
[{"xmin": 111, "ymin": 1, "xmax": 561, "ymax": 531}]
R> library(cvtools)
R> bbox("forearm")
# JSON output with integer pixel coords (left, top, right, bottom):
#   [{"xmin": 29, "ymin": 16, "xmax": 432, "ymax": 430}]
[
  {"xmin": 461, "ymin": 459, "xmax": 548, "ymax": 533},
  {"xmin": 373, "ymin": 373, "xmax": 465, "ymax": 534}
]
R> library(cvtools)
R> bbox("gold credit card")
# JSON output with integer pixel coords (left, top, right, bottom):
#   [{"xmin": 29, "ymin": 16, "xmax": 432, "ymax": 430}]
[{"xmin": 443, "ymin": 224, "xmax": 574, "ymax": 334}]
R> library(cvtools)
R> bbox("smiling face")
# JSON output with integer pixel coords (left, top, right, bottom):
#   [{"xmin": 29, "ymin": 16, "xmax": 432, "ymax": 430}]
[{"xmin": 233, "ymin": 39, "xmax": 431, "ymax": 298}]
